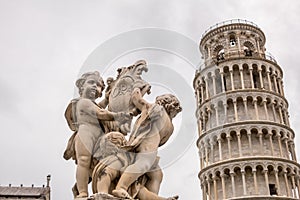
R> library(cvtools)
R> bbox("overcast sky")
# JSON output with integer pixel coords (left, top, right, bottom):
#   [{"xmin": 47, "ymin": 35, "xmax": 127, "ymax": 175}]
[{"xmin": 1, "ymin": 1, "xmax": 300, "ymax": 199}]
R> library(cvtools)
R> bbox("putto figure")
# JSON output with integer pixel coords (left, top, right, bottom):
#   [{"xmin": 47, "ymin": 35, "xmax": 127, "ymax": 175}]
[
  {"xmin": 63, "ymin": 61, "xmax": 181, "ymax": 200},
  {"xmin": 64, "ymin": 71, "xmax": 130, "ymax": 198}
]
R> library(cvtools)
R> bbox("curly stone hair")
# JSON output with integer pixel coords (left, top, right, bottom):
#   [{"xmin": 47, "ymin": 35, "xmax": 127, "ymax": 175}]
[
  {"xmin": 75, "ymin": 71, "xmax": 105, "ymax": 98},
  {"xmin": 155, "ymin": 94, "xmax": 182, "ymax": 118}
]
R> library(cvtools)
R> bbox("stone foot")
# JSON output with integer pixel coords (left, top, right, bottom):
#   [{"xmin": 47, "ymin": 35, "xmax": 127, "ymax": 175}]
[{"xmin": 112, "ymin": 188, "xmax": 134, "ymax": 199}]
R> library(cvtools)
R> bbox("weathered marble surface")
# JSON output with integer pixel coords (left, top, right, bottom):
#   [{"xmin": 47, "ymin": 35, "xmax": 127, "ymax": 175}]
[{"xmin": 65, "ymin": 61, "xmax": 181, "ymax": 200}]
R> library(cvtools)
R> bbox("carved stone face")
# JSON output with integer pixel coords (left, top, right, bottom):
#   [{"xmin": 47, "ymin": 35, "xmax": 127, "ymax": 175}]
[
  {"xmin": 82, "ymin": 77, "xmax": 103, "ymax": 100},
  {"xmin": 156, "ymin": 94, "xmax": 182, "ymax": 119}
]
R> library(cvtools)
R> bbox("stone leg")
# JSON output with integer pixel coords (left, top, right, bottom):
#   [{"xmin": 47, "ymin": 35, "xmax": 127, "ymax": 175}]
[
  {"xmin": 145, "ymin": 167, "xmax": 163, "ymax": 194},
  {"xmin": 96, "ymin": 160, "xmax": 122, "ymax": 193},
  {"xmin": 115, "ymin": 151, "xmax": 157, "ymax": 192},
  {"xmin": 75, "ymin": 136, "xmax": 92, "ymax": 198}
]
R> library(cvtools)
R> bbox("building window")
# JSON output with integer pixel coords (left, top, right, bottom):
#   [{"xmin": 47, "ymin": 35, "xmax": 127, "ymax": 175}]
[{"xmin": 269, "ymin": 184, "xmax": 278, "ymax": 196}]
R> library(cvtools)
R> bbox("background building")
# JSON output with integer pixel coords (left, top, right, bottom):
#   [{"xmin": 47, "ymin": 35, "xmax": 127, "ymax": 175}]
[
  {"xmin": 194, "ymin": 19, "xmax": 300, "ymax": 199},
  {"xmin": 0, "ymin": 175, "xmax": 51, "ymax": 200}
]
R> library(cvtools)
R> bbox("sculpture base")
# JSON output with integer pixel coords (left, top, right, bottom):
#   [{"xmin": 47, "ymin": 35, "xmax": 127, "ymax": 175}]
[{"xmin": 74, "ymin": 193, "xmax": 138, "ymax": 200}]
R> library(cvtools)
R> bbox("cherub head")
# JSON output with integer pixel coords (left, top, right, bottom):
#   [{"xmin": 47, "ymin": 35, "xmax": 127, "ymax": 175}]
[
  {"xmin": 75, "ymin": 71, "xmax": 105, "ymax": 99},
  {"xmin": 155, "ymin": 94, "xmax": 182, "ymax": 119}
]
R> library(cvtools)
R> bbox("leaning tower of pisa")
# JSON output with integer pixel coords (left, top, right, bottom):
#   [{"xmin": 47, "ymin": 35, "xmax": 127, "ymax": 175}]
[{"xmin": 193, "ymin": 19, "xmax": 300, "ymax": 199}]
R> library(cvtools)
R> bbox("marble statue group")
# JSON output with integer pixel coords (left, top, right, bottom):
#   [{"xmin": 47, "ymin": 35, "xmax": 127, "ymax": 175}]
[{"xmin": 63, "ymin": 60, "xmax": 182, "ymax": 200}]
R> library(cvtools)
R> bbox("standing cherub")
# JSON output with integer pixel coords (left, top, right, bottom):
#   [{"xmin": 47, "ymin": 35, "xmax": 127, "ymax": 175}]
[{"xmin": 63, "ymin": 71, "xmax": 130, "ymax": 198}]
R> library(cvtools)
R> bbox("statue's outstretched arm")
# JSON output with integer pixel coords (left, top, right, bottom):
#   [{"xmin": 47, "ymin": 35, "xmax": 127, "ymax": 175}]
[
  {"xmin": 78, "ymin": 98, "xmax": 129, "ymax": 121},
  {"xmin": 131, "ymin": 88, "xmax": 150, "ymax": 111}
]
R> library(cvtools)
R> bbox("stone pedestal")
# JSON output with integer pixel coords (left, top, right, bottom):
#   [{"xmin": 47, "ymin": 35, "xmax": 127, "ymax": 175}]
[{"xmin": 74, "ymin": 193, "xmax": 138, "ymax": 200}]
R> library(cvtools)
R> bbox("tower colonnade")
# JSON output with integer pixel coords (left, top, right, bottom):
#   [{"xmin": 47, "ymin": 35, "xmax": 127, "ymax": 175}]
[{"xmin": 194, "ymin": 19, "xmax": 300, "ymax": 200}]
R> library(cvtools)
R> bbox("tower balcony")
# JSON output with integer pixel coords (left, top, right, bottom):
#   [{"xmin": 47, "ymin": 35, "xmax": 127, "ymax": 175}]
[{"xmin": 199, "ymin": 157, "xmax": 300, "ymax": 200}]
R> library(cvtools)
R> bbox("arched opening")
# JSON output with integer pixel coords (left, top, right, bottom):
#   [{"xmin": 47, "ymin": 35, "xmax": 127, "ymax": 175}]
[
  {"xmin": 215, "ymin": 69, "xmax": 222, "ymax": 94},
  {"xmin": 227, "ymin": 99, "xmax": 235, "ymax": 123},
  {"xmin": 246, "ymin": 96, "xmax": 255, "ymax": 120},
  {"xmin": 213, "ymin": 45, "xmax": 225, "ymax": 61},
  {"xmin": 257, "ymin": 96, "xmax": 266, "ymax": 120},
  {"xmin": 223, "ymin": 66, "xmax": 230, "ymax": 91},
  {"xmin": 243, "ymin": 41, "xmax": 255, "ymax": 56},
  {"xmin": 233, "ymin": 64, "xmax": 241, "ymax": 89},
  {"xmin": 237, "ymin": 97, "xmax": 245, "ymax": 121},
  {"xmin": 251, "ymin": 128, "xmax": 260, "ymax": 156},
  {"xmin": 230, "ymin": 131, "xmax": 239, "ymax": 158},
  {"xmin": 234, "ymin": 167, "xmax": 243, "ymax": 196},
  {"xmin": 252, "ymin": 64, "xmax": 260, "ymax": 89},
  {"xmin": 256, "ymin": 165, "xmax": 265, "ymax": 195},
  {"xmin": 229, "ymin": 34, "xmax": 237, "ymax": 47},
  {"xmin": 240, "ymin": 129, "xmax": 249, "ymax": 156},
  {"xmin": 217, "ymin": 101, "xmax": 225, "ymax": 125}
]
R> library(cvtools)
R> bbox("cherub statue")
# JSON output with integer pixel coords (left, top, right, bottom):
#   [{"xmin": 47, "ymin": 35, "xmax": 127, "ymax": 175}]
[
  {"xmin": 91, "ymin": 89, "xmax": 182, "ymax": 200},
  {"xmin": 63, "ymin": 71, "xmax": 130, "ymax": 198}
]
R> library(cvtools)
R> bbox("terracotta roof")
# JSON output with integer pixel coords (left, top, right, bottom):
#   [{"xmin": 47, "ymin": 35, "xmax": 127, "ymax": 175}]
[{"xmin": 0, "ymin": 186, "xmax": 50, "ymax": 199}]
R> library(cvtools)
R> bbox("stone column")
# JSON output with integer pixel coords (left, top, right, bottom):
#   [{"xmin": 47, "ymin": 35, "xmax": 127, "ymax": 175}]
[
  {"xmin": 210, "ymin": 140, "xmax": 215, "ymax": 163},
  {"xmin": 233, "ymin": 100, "xmax": 238, "ymax": 122},
  {"xmin": 214, "ymin": 105, "xmax": 219, "ymax": 126},
  {"xmin": 239, "ymin": 67, "xmax": 245, "ymax": 89},
  {"xmin": 267, "ymin": 69, "xmax": 272, "ymax": 91},
  {"xmin": 258, "ymin": 132, "xmax": 264, "ymax": 155},
  {"xmin": 237, "ymin": 132, "xmax": 243, "ymax": 157},
  {"xmin": 207, "ymin": 108, "xmax": 212, "ymax": 129},
  {"xmin": 249, "ymin": 67, "xmax": 255, "ymax": 89},
  {"xmin": 212, "ymin": 74, "xmax": 216, "ymax": 96},
  {"xmin": 202, "ymin": 112, "xmax": 206, "ymax": 132},
  {"xmin": 220, "ymin": 172, "xmax": 226, "ymax": 199},
  {"xmin": 217, "ymin": 136, "xmax": 223, "ymax": 161},
  {"xmin": 272, "ymin": 101, "xmax": 278, "ymax": 122},
  {"xmin": 283, "ymin": 108, "xmax": 290, "ymax": 126},
  {"xmin": 253, "ymin": 169, "xmax": 258, "ymax": 195},
  {"xmin": 278, "ymin": 77, "xmax": 284, "ymax": 95},
  {"xmin": 202, "ymin": 181, "xmax": 207, "ymax": 200},
  {"xmin": 263, "ymin": 99, "xmax": 269, "ymax": 120},
  {"xmin": 200, "ymin": 148, "xmax": 205, "ymax": 169},
  {"xmin": 213, "ymin": 175, "xmax": 218, "ymax": 200},
  {"xmin": 229, "ymin": 69, "xmax": 235, "ymax": 91},
  {"xmin": 230, "ymin": 171, "xmax": 236, "ymax": 197},
  {"xmin": 220, "ymin": 71, "xmax": 225, "ymax": 92},
  {"xmin": 276, "ymin": 133, "xmax": 283, "ymax": 157},
  {"xmin": 264, "ymin": 169, "xmax": 270, "ymax": 195},
  {"xmin": 241, "ymin": 170, "xmax": 247, "ymax": 195},
  {"xmin": 284, "ymin": 137, "xmax": 290, "ymax": 159},
  {"xmin": 284, "ymin": 170, "xmax": 291, "ymax": 197},
  {"xmin": 200, "ymin": 81, "xmax": 205, "ymax": 104},
  {"xmin": 268, "ymin": 133, "xmax": 274, "ymax": 156},
  {"xmin": 223, "ymin": 102, "xmax": 228, "ymax": 124},
  {"xmin": 289, "ymin": 141, "xmax": 297, "ymax": 162},
  {"xmin": 247, "ymin": 131, "xmax": 253, "ymax": 156},
  {"xmin": 297, "ymin": 176, "xmax": 300, "ymax": 200},
  {"xmin": 275, "ymin": 169, "xmax": 281, "ymax": 195},
  {"xmin": 279, "ymin": 78, "xmax": 285, "ymax": 96},
  {"xmin": 291, "ymin": 174, "xmax": 297, "ymax": 198},
  {"xmin": 205, "ymin": 143, "xmax": 209, "ymax": 166},
  {"xmin": 195, "ymin": 86, "xmax": 201, "ymax": 106},
  {"xmin": 198, "ymin": 114, "xmax": 203, "ymax": 136},
  {"xmin": 227, "ymin": 134, "xmax": 232, "ymax": 158},
  {"xmin": 258, "ymin": 66, "xmax": 264, "ymax": 89},
  {"xmin": 207, "ymin": 177, "xmax": 211, "ymax": 200},
  {"xmin": 243, "ymin": 98, "xmax": 249, "ymax": 120},
  {"xmin": 273, "ymin": 74, "xmax": 279, "ymax": 93},
  {"xmin": 205, "ymin": 77, "xmax": 209, "ymax": 100},
  {"xmin": 253, "ymin": 98, "xmax": 259, "ymax": 120}
]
